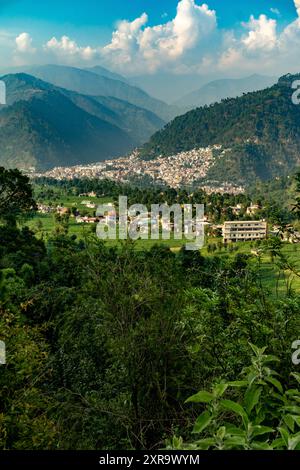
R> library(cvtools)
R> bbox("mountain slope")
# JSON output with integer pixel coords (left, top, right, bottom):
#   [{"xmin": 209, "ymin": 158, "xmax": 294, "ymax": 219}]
[
  {"xmin": 63, "ymin": 92, "xmax": 165, "ymax": 145},
  {"xmin": 27, "ymin": 64, "xmax": 176, "ymax": 121},
  {"xmin": 85, "ymin": 65, "xmax": 128, "ymax": 83},
  {"xmin": 2, "ymin": 71, "xmax": 164, "ymax": 144},
  {"xmin": 142, "ymin": 74, "xmax": 300, "ymax": 185},
  {"xmin": 0, "ymin": 74, "xmax": 134, "ymax": 170},
  {"xmin": 175, "ymin": 75, "xmax": 277, "ymax": 110}
]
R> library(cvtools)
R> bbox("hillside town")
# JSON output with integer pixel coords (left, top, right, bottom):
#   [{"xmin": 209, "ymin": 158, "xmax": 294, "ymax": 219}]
[{"xmin": 32, "ymin": 147, "xmax": 244, "ymax": 195}]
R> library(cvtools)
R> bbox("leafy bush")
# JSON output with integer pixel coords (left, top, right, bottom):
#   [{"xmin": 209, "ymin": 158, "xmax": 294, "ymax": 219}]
[{"xmin": 169, "ymin": 344, "xmax": 300, "ymax": 450}]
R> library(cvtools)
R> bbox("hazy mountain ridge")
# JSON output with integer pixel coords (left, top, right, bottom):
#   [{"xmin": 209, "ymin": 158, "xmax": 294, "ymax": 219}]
[
  {"xmin": 175, "ymin": 74, "xmax": 277, "ymax": 110},
  {"xmin": 27, "ymin": 64, "xmax": 178, "ymax": 121},
  {"xmin": 85, "ymin": 65, "xmax": 128, "ymax": 83}
]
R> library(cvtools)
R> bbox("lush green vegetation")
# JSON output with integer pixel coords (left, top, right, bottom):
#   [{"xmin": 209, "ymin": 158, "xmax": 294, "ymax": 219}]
[{"xmin": 1, "ymin": 168, "xmax": 300, "ymax": 450}]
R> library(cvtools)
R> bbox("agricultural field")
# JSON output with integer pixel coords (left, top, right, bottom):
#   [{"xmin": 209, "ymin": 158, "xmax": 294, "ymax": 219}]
[{"xmin": 20, "ymin": 205, "xmax": 300, "ymax": 296}]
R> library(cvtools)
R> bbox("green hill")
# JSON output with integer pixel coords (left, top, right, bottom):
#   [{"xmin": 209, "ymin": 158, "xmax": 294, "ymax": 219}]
[
  {"xmin": 64, "ymin": 92, "xmax": 165, "ymax": 146},
  {"xmin": 142, "ymin": 73, "xmax": 300, "ymax": 185},
  {"xmin": 0, "ymin": 74, "xmax": 134, "ymax": 170}
]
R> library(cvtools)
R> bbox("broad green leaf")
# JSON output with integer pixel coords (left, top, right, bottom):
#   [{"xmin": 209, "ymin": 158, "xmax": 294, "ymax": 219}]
[
  {"xmin": 213, "ymin": 383, "xmax": 228, "ymax": 398},
  {"xmin": 278, "ymin": 427, "xmax": 289, "ymax": 447},
  {"xmin": 288, "ymin": 432, "xmax": 300, "ymax": 450},
  {"xmin": 272, "ymin": 438, "xmax": 285, "ymax": 449},
  {"xmin": 265, "ymin": 376, "xmax": 283, "ymax": 393},
  {"xmin": 251, "ymin": 441, "xmax": 273, "ymax": 450},
  {"xmin": 224, "ymin": 436, "xmax": 247, "ymax": 448},
  {"xmin": 291, "ymin": 415, "xmax": 300, "ymax": 427},
  {"xmin": 170, "ymin": 436, "xmax": 183, "ymax": 449},
  {"xmin": 245, "ymin": 386, "xmax": 262, "ymax": 414},
  {"xmin": 284, "ymin": 414, "xmax": 295, "ymax": 432},
  {"xmin": 249, "ymin": 343, "xmax": 266, "ymax": 357},
  {"xmin": 194, "ymin": 438, "xmax": 215, "ymax": 450},
  {"xmin": 224, "ymin": 424, "xmax": 245, "ymax": 436},
  {"xmin": 250, "ymin": 425, "xmax": 274, "ymax": 438},
  {"xmin": 263, "ymin": 355, "xmax": 280, "ymax": 363},
  {"xmin": 285, "ymin": 389, "xmax": 300, "ymax": 398},
  {"xmin": 227, "ymin": 380, "xmax": 248, "ymax": 388},
  {"xmin": 192, "ymin": 411, "xmax": 212, "ymax": 434},
  {"xmin": 221, "ymin": 399, "xmax": 248, "ymax": 426},
  {"xmin": 186, "ymin": 391, "xmax": 214, "ymax": 404}
]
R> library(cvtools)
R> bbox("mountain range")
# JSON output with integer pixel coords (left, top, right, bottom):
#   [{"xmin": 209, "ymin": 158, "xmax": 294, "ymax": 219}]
[
  {"xmin": 0, "ymin": 65, "xmax": 299, "ymax": 184},
  {"xmin": 0, "ymin": 73, "xmax": 165, "ymax": 170},
  {"xmin": 142, "ymin": 73, "xmax": 300, "ymax": 186},
  {"xmin": 25, "ymin": 65, "xmax": 179, "ymax": 122}
]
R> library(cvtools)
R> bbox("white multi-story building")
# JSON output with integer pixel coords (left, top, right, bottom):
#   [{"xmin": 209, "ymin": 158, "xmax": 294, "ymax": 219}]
[{"xmin": 223, "ymin": 220, "xmax": 267, "ymax": 243}]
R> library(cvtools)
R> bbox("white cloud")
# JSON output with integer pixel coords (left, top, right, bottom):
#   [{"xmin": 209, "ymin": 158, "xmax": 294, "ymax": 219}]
[
  {"xmin": 45, "ymin": 35, "xmax": 96, "ymax": 61},
  {"xmin": 102, "ymin": 0, "xmax": 217, "ymax": 72},
  {"xmin": 15, "ymin": 32, "xmax": 35, "ymax": 54},
  {"xmin": 295, "ymin": 0, "xmax": 300, "ymax": 17},
  {"xmin": 242, "ymin": 15, "xmax": 277, "ymax": 52}
]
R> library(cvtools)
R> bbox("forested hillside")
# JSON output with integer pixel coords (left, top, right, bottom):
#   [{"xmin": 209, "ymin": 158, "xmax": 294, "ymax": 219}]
[{"xmin": 143, "ymin": 74, "xmax": 300, "ymax": 185}]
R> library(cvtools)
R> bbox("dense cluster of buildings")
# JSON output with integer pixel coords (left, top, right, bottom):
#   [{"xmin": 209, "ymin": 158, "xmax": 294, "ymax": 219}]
[{"xmin": 33, "ymin": 147, "xmax": 244, "ymax": 195}]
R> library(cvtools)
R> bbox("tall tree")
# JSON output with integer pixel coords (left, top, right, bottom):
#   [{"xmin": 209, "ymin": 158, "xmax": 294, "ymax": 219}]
[{"xmin": 0, "ymin": 168, "xmax": 37, "ymax": 224}]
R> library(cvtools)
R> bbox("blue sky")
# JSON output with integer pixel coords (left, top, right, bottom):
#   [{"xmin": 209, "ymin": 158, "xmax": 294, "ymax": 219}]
[
  {"xmin": 0, "ymin": 0, "xmax": 300, "ymax": 79},
  {"xmin": 0, "ymin": 0, "xmax": 297, "ymax": 39}
]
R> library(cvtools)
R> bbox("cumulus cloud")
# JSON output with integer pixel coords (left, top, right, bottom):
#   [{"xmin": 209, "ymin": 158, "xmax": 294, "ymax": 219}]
[
  {"xmin": 15, "ymin": 32, "xmax": 35, "ymax": 54},
  {"xmin": 242, "ymin": 15, "xmax": 277, "ymax": 52},
  {"xmin": 45, "ymin": 35, "xmax": 96, "ymax": 61},
  {"xmin": 102, "ymin": 0, "xmax": 217, "ymax": 72}
]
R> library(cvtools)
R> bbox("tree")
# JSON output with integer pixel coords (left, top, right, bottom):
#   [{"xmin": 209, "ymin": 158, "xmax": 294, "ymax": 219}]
[{"xmin": 0, "ymin": 168, "xmax": 37, "ymax": 224}]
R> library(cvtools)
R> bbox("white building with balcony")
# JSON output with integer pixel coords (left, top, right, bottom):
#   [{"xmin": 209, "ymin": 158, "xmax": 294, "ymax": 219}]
[{"xmin": 223, "ymin": 220, "xmax": 267, "ymax": 243}]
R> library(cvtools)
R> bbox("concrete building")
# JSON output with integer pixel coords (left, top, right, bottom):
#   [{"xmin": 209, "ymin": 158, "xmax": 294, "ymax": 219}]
[{"xmin": 223, "ymin": 220, "xmax": 267, "ymax": 243}]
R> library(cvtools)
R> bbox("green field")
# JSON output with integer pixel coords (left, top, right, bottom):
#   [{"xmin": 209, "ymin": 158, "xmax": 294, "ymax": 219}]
[
  {"xmin": 20, "ymin": 205, "xmax": 300, "ymax": 297},
  {"xmin": 20, "ymin": 188, "xmax": 300, "ymax": 295}
]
